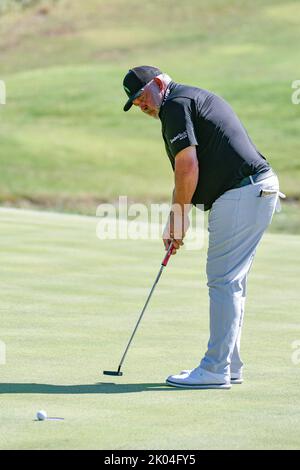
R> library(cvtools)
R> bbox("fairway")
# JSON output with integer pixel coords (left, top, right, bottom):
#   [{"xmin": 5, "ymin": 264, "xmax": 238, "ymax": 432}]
[{"xmin": 1, "ymin": 208, "xmax": 300, "ymax": 450}]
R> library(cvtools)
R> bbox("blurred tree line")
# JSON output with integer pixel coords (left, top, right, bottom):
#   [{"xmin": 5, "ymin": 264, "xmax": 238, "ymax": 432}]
[{"xmin": 0, "ymin": 0, "xmax": 57, "ymax": 15}]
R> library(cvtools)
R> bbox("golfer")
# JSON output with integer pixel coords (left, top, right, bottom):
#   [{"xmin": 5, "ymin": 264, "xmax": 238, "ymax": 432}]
[{"xmin": 122, "ymin": 65, "xmax": 285, "ymax": 389}]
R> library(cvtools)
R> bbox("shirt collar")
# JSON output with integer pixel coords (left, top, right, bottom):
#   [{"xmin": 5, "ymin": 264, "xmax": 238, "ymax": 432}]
[{"xmin": 159, "ymin": 81, "xmax": 175, "ymax": 118}]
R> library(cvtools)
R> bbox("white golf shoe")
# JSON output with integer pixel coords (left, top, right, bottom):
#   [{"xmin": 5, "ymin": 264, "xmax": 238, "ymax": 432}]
[
  {"xmin": 180, "ymin": 369, "xmax": 243, "ymax": 384},
  {"xmin": 166, "ymin": 366, "xmax": 231, "ymax": 389},
  {"xmin": 230, "ymin": 372, "xmax": 243, "ymax": 384}
]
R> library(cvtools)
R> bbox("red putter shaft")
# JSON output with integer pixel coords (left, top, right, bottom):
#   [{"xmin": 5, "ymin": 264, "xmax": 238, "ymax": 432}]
[{"xmin": 162, "ymin": 242, "xmax": 174, "ymax": 266}]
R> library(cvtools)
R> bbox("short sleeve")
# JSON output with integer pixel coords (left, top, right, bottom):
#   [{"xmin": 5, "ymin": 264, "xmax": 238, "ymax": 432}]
[{"xmin": 161, "ymin": 99, "xmax": 198, "ymax": 157}]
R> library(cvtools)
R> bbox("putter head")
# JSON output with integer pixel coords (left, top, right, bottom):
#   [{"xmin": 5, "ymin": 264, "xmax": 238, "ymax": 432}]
[{"xmin": 103, "ymin": 370, "xmax": 123, "ymax": 376}]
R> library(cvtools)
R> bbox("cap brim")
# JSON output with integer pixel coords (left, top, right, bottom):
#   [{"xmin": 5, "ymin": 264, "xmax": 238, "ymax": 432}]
[
  {"xmin": 123, "ymin": 99, "xmax": 133, "ymax": 112},
  {"xmin": 123, "ymin": 88, "xmax": 144, "ymax": 112}
]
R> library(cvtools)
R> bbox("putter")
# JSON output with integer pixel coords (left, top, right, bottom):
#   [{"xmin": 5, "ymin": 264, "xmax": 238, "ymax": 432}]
[{"xmin": 103, "ymin": 242, "xmax": 174, "ymax": 377}]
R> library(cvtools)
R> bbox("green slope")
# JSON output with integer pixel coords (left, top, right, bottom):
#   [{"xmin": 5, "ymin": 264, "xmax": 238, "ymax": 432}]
[
  {"xmin": 0, "ymin": 208, "xmax": 300, "ymax": 449},
  {"xmin": 0, "ymin": 0, "xmax": 299, "ymax": 218}
]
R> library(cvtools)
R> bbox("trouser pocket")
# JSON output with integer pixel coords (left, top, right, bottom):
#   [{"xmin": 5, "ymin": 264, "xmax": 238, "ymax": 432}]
[
  {"xmin": 255, "ymin": 174, "xmax": 286, "ymax": 219},
  {"xmin": 259, "ymin": 188, "xmax": 286, "ymax": 213}
]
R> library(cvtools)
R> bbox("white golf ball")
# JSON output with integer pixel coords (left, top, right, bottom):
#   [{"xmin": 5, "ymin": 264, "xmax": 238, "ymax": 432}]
[{"xmin": 36, "ymin": 410, "xmax": 47, "ymax": 421}]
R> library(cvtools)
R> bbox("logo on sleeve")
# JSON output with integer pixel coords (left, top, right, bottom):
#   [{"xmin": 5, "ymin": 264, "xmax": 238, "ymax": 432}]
[{"xmin": 170, "ymin": 130, "xmax": 188, "ymax": 144}]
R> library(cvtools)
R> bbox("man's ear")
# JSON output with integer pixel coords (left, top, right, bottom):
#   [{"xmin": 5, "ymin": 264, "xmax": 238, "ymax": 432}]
[{"xmin": 153, "ymin": 76, "xmax": 164, "ymax": 91}]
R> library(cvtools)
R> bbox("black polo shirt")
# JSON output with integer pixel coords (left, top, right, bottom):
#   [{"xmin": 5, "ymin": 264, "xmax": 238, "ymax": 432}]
[{"xmin": 159, "ymin": 82, "xmax": 270, "ymax": 210}]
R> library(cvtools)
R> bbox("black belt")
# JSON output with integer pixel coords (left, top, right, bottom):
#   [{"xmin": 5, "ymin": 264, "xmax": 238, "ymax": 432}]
[{"xmin": 231, "ymin": 169, "xmax": 275, "ymax": 190}]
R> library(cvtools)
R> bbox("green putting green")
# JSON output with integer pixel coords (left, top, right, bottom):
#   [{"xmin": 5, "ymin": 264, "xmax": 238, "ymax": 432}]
[{"xmin": 1, "ymin": 208, "xmax": 300, "ymax": 449}]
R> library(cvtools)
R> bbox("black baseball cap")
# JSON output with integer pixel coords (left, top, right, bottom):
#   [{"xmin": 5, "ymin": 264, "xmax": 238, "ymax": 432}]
[{"xmin": 123, "ymin": 65, "xmax": 162, "ymax": 112}]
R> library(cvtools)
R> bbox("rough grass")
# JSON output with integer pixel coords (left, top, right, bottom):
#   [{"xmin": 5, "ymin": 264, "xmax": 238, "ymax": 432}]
[{"xmin": 0, "ymin": 0, "xmax": 299, "ymax": 226}]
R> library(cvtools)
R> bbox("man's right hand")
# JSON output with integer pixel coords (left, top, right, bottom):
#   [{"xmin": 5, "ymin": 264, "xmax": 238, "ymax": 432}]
[
  {"xmin": 162, "ymin": 211, "xmax": 189, "ymax": 255},
  {"xmin": 162, "ymin": 226, "xmax": 182, "ymax": 255}
]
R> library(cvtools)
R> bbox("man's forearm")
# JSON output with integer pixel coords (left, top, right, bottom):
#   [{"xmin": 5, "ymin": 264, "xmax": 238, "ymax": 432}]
[
  {"xmin": 164, "ymin": 146, "xmax": 199, "ymax": 249},
  {"xmin": 169, "ymin": 166, "xmax": 198, "ymax": 241},
  {"xmin": 173, "ymin": 166, "xmax": 199, "ymax": 212}
]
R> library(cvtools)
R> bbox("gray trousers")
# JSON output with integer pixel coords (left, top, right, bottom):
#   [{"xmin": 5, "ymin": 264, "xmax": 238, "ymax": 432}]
[{"xmin": 200, "ymin": 172, "xmax": 280, "ymax": 378}]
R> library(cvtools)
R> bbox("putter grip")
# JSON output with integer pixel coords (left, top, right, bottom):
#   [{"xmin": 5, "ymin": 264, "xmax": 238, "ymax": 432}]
[{"xmin": 162, "ymin": 243, "xmax": 174, "ymax": 267}]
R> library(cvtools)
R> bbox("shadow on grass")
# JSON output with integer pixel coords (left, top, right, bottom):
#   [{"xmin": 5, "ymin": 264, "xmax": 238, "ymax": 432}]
[{"xmin": 0, "ymin": 383, "xmax": 179, "ymax": 394}]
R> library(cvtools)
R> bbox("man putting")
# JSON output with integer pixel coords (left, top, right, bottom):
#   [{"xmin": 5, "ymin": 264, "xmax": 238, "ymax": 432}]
[{"xmin": 122, "ymin": 65, "xmax": 284, "ymax": 389}]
